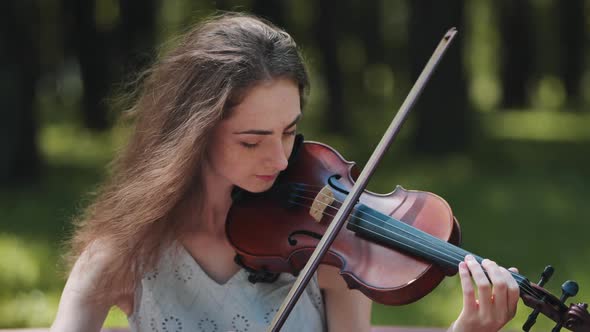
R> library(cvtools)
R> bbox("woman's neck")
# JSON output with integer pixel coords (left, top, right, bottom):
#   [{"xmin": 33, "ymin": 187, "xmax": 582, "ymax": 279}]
[{"xmin": 190, "ymin": 162, "xmax": 234, "ymax": 236}]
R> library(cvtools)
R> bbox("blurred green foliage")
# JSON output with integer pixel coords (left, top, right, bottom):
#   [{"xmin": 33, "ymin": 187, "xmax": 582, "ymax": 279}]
[{"xmin": 1, "ymin": 0, "xmax": 590, "ymax": 330}]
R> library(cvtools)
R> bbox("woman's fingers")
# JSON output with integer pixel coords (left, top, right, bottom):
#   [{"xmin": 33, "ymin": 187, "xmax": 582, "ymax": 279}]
[
  {"xmin": 455, "ymin": 256, "xmax": 521, "ymax": 331},
  {"xmin": 482, "ymin": 259, "xmax": 509, "ymax": 316},
  {"xmin": 465, "ymin": 255, "xmax": 493, "ymax": 313},
  {"xmin": 508, "ymin": 267, "xmax": 519, "ymax": 273},
  {"xmin": 502, "ymin": 267, "xmax": 521, "ymax": 318},
  {"xmin": 458, "ymin": 261, "xmax": 477, "ymax": 314}
]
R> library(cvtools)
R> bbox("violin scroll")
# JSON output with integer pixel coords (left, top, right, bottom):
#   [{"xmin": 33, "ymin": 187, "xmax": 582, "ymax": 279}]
[{"xmin": 521, "ymin": 266, "xmax": 590, "ymax": 331}]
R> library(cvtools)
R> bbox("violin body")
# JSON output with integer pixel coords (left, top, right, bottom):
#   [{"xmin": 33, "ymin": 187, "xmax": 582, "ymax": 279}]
[{"xmin": 227, "ymin": 141, "xmax": 461, "ymax": 305}]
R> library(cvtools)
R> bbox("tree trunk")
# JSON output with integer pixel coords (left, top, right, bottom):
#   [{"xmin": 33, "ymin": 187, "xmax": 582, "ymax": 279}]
[
  {"xmin": 408, "ymin": 0, "xmax": 471, "ymax": 155},
  {"xmin": 0, "ymin": 1, "xmax": 41, "ymax": 185},
  {"xmin": 64, "ymin": 0, "xmax": 112, "ymax": 131},
  {"xmin": 252, "ymin": 0, "xmax": 286, "ymax": 29},
  {"xmin": 557, "ymin": 0, "xmax": 585, "ymax": 109},
  {"xmin": 498, "ymin": 0, "xmax": 534, "ymax": 109},
  {"xmin": 314, "ymin": 0, "xmax": 347, "ymax": 134},
  {"xmin": 117, "ymin": 0, "xmax": 158, "ymax": 77},
  {"xmin": 359, "ymin": 1, "xmax": 383, "ymax": 65}
]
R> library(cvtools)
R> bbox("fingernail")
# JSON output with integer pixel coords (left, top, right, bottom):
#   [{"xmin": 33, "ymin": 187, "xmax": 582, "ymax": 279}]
[{"xmin": 483, "ymin": 258, "xmax": 495, "ymax": 265}]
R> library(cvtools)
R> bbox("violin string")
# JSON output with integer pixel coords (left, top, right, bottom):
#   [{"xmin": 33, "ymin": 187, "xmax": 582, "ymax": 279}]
[
  {"xmin": 292, "ymin": 191, "xmax": 475, "ymax": 269},
  {"xmin": 280, "ymin": 182, "xmax": 533, "ymax": 291},
  {"xmin": 283, "ymin": 187, "xmax": 540, "ymax": 299},
  {"xmin": 291, "ymin": 187, "xmax": 474, "ymax": 265},
  {"xmin": 289, "ymin": 195, "xmax": 462, "ymax": 266},
  {"xmin": 289, "ymin": 185, "xmax": 533, "ymax": 285},
  {"xmin": 285, "ymin": 196, "xmax": 540, "ymax": 300},
  {"xmin": 288, "ymin": 188, "xmax": 536, "ymax": 296},
  {"xmin": 291, "ymin": 189, "xmax": 468, "ymax": 262}
]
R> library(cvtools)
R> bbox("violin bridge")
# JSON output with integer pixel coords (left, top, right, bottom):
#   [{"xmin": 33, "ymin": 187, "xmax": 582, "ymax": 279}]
[{"xmin": 309, "ymin": 186, "xmax": 335, "ymax": 223}]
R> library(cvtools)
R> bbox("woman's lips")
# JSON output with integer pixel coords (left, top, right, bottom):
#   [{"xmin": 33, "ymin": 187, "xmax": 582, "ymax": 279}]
[{"xmin": 255, "ymin": 174, "xmax": 277, "ymax": 181}]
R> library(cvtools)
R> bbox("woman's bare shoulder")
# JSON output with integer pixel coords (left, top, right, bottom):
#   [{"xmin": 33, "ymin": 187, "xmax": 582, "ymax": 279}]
[
  {"xmin": 78, "ymin": 241, "xmax": 135, "ymax": 314},
  {"xmin": 70, "ymin": 240, "xmax": 122, "ymax": 289},
  {"xmin": 50, "ymin": 241, "xmax": 134, "ymax": 331}
]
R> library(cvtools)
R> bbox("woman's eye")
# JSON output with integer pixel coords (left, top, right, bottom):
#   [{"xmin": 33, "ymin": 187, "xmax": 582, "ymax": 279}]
[
  {"xmin": 284, "ymin": 130, "xmax": 297, "ymax": 136},
  {"xmin": 240, "ymin": 142, "xmax": 258, "ymax": 149}
]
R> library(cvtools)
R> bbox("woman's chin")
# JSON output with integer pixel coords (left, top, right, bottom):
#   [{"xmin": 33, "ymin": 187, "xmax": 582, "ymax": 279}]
[{"xmin": 237, "ymin": 181, "xmax": 275, "ymax": 194}]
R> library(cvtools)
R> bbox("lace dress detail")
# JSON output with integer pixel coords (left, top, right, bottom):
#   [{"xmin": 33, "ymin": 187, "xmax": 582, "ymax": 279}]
[{"xmin": 128, "ymin": 244, "xmax": 326, "ymax": 332}]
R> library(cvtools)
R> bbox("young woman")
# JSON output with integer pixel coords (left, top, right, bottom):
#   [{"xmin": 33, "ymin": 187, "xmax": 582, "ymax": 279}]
[{"xmin": 51, "ymin": 13, "xmax": 520, "ymax": 332}]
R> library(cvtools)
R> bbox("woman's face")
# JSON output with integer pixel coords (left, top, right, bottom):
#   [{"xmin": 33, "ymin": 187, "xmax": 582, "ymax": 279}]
[{"xmin": 206, "ymin": 78, "xmax": 301, "ymax": 193}]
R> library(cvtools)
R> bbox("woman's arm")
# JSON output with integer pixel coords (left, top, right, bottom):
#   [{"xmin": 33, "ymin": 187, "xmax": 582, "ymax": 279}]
[
  {"xmin": 50, "ymin": 244, "xmax": 124, "ymax": 332},
  {"xmin": 318, "ymin": 265, "xmax": 372, "ymax": 332}
]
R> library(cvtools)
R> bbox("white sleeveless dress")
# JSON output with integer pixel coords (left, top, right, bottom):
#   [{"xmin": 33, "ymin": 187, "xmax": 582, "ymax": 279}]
[{"xmin": 128, "ymin": 243, "xmax": 326, "ymax": 332}]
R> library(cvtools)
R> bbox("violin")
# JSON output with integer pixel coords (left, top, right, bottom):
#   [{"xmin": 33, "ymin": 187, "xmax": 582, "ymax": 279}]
[
  {"xmin": 227, "ymin": 137, "xmax": 590, "ymax": 331},
  {"xmin": 227, "ymin": 29, "xmax": 590, "ymax": 331}
]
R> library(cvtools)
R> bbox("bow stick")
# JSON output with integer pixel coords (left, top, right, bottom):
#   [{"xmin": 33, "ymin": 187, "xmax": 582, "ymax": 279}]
[{"xmin": 267, "ymin": 27, "xmax": 458, "ymax": 331}]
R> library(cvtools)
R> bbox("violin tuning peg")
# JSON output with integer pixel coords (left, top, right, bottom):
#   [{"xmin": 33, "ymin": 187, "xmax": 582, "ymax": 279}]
[
  {"xmin": 551, "ymin": 281, "xmax": 580, "ymax": 332},
  {"xmin": 523, "ymin": 265, "xmax": 556, "ymax": 331},
  {"xmin": 560, "ymin": 280, "xmax": 579, "ymax": 301},
  {"xmin": 523, "ymin": 313, "xmax": 538, "ymax": 331},
  {"xmin": 539, "ymin": 265, "xmax": 554, "ymax": 287}
]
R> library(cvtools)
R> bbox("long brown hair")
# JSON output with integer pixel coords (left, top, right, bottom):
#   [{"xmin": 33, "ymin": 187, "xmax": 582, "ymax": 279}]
[{"xmin": 66, "ymin": 12, "xmax": 309, "ymax": 302}]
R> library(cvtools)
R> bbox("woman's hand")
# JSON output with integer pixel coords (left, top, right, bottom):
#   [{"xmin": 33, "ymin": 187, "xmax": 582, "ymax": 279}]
[{"xmin": 449, "ymin": 255, "xmax": 520, "ymax": 332}]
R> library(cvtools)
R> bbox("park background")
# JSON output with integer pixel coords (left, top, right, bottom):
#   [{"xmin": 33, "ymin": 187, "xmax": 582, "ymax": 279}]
[{"xmin": 1, "ymin": 0, "xmax": 590, "ymax": 330}]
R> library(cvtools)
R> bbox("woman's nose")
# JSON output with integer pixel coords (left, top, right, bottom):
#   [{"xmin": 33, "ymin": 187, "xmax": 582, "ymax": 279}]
[{"xmin": 266, "ymin": 139, "xmax": 289, "ymax": 171}]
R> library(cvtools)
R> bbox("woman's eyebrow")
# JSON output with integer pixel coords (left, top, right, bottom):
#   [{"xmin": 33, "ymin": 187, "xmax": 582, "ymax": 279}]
[{"xmin": 233, "ymin": 113, "xmax": 302, "ymax": 135}]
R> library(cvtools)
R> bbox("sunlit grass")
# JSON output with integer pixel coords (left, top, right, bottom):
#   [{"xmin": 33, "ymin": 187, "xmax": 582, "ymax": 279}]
[
  {"xmin": 40, "ymin": 122, "xmax": 130, "ymax": 167},
  {"xmin": 104, "ymin": 307, "xmax": 129, "ymax": 327},
  {"xmin": 0, "ymin": 235, "xmax": 40, "ymax": 291},
  {"xmin": 0, "ymin": 290, "xmax": 59, "ymax": 327},
  {"xmin": 482, "ymin": 111, "xmax": 590, "ymax": 142}
]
